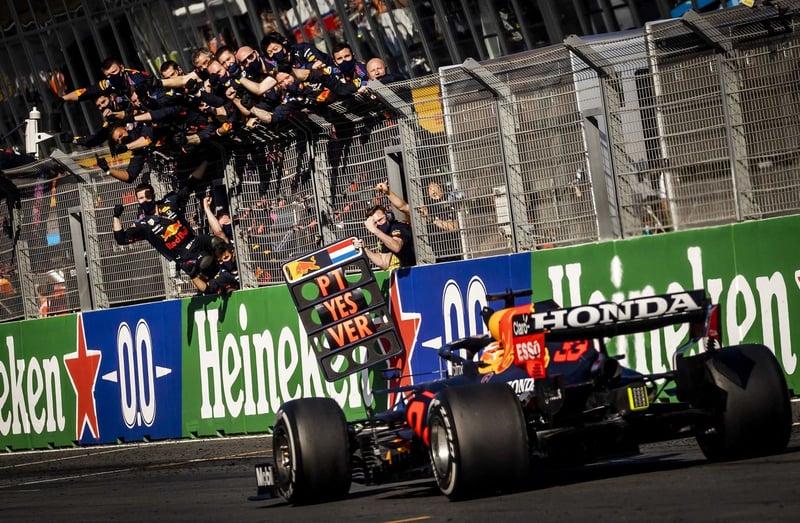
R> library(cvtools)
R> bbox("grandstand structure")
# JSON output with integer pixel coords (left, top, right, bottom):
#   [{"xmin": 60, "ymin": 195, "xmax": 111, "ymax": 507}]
[
  {"xmin": 1, "ymin": 1, "xmax": 799, "ymax": 322},
  {"xmin": 1, "ymin": 1, "xmax": 677, "ymax": 144}
]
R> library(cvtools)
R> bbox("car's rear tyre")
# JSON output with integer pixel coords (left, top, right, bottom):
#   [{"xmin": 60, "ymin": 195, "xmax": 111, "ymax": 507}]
[
  {"xmin": 428, "ymin": 382, "xmax": 529, "ymax": 499},
  {"xmin": 695, "ymin": 344, "xmax": 792, "ymax": 461},
  {"xmin": 273, "ymin": 398, "xmax": 351, "ymax": 504}
]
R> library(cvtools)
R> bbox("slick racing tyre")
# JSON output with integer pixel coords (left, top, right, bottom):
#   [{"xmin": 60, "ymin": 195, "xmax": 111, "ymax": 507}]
[
  {"xmin": 273, "ymin": 398, "xmax": 351, "ymax": 504},
  {"xmin": 428, "ymin": 382, "xmax": 529, "ymax": 499},
  {"xmin": 695, "ymin": 344, "xmax": 792, "ymax": 461}
]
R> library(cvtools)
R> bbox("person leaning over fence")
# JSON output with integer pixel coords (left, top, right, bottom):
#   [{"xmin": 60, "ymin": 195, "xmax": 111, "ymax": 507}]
[
  {"xmin": 94, "ymin": 121, "xmax": 155, "ymax": 184},
  {"xmin": 332, "ymin": 41, "xmax": 369, "ymax": 90},
  {"xmin": 190, "ymin": 196, "xmax": 239, "ymax": 295},
  {"xmin": 353, "ymin": 201, "xmax": 416, "ymax": 270},
  {"xmin": 366, "ymin": 57, "xmax": 406, "ymax": 84},
  {"xmin": 192, "ymin": 237, "xmax": 240, "ymax": 295},
  {"xmin": 112, "ymin": 181, "xmax": 211, "ymax": 278},
  {"xmin": 260, "ymin": 31, "xmax": 335, "ymax": 82},
  {"xmin": 58, "ymin": 57, "xmax": 151, "ymax": 103}
]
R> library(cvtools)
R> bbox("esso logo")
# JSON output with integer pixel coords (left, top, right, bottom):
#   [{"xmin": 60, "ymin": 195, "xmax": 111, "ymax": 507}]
[{"xmin": 515, "ymin": 340, "xmax": 541, "ymax": 361}]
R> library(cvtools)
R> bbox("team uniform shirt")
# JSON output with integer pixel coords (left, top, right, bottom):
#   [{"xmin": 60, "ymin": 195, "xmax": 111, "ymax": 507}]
[
  {"xmin": 377, "ymin": 220, "xmax": 416, "ymax": 269},
  {"xmin": 113, "ymin": 192, "xmax": 210, "ymax": 276},
  {"xmin": 289, "ymin": 42, "xmax": 335, "ymax": 70},
  {"xmin": 203, "ymin": 263, "xmax": 240, "ymax": 295},
  {"xmin": 71, "ymin": 68, "xmax": 151, "ymax": 101},
  {"xmin": 119, "ymin": 124, "xmax": 155, "ymax": 183}
]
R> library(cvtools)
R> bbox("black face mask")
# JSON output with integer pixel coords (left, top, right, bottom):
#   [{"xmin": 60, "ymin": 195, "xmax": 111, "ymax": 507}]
[
  {"xmin": 221, "ymin": 259, "xmax": 237, "ymax": 272},
  {"xmin": 245, "ymin": 60, "xmax": 262, "ymax": 76},
  {"xmin": 108, "ymin": 71, "xmax": 127, "ymax": 91},
  {"xmin": 378, "ymin": 221, "xmax": 392, "ymax": 234},
  {"xmin": 113, "ymin": 96, "xmax": 129, "ymax": 112},
  {"xmin": 271, "ymin": 50, "xmax": 286, "ymax": 62},
  {"xmin": 139, "ymin": 200, "xmax": 156, "ymax": 216},
  {"xmin": 338, "ymin": 59, "xmax": 355, "ymax": 75},
  {"xmin": 227, "ymin": 62, "xmax": 241, "ymax": 76},
  {"xmin": 195, "ymin": 68, "xmax": 210, "ymax": 81},
  {"xmin": 120, "ymin": 135, "xmax": 133, "ymax": 145}
]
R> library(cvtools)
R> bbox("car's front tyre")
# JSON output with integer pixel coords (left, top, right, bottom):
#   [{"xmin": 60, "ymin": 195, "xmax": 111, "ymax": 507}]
[
  {"xmin": 428, "ymin": 382, "xmax": 529, "ymax": 499},
  {"xmin": 273, "ymin": 397, "xmax": 351, "ymax": 504}
]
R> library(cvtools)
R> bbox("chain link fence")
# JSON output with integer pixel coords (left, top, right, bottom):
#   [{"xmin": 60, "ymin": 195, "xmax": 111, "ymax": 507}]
[{"xmin": 2, "ymin": 2, "xmax": 799, "ymax": 320}]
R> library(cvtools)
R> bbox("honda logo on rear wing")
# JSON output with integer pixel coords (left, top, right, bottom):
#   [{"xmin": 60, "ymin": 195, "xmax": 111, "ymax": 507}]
[{"xmin": 514, "ymin": 290, "xmax": 709, "ymax": 341}]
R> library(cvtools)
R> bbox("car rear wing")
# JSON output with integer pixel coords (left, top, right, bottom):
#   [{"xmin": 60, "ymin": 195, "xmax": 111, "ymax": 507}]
[{"xmin": 510, "ymin": 289, "xmax": 714, "ymax": 343}]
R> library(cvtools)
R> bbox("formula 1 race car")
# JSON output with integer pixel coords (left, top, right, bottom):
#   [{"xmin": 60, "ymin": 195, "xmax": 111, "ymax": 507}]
[{"xmin": 259, "ymin": 245, "xmax": 792, "ymax": 503}]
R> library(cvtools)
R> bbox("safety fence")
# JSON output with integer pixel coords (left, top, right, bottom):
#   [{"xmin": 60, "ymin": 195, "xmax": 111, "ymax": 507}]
[{"xmin": 1, "ymin": 2, "xmax": 799, "ymax": 321}]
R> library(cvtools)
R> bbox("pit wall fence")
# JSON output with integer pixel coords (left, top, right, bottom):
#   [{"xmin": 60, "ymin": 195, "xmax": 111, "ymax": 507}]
[
  {"xmin": 2, "ymin": 2, "xmax": 800, "ymax": 322},
  {"xmin": 1, "ymin": 214, "xmax": 798, "ymax": 450}
]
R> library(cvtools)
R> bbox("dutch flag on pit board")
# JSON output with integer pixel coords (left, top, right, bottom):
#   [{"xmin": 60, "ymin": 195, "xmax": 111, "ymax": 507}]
[{"xmin": 327, "ymin": 240, "xmax": 357, "ymax": 265}]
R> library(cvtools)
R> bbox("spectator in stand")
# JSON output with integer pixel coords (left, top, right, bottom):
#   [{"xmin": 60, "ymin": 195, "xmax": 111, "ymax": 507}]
[
  {"xmin": 36, "ymin": 284, "xmax": 50, "ymax": 318},
  {"xmin": 0, "ymin": 271, "xmax": 15, "ymax": 297}
]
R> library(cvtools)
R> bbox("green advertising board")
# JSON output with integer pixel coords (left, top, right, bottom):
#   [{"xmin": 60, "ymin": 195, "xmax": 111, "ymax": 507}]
[
  {"xmin": 530, "ymin": 216, "xmax": 800, "ymax": 392},
  {"xmin": 3, "ymin": 215, "xmax": 799, "ymax": 452},
  {"xmin": 181, "ymin": 280, "xmax": 391, "ymax": 437},
  {"xmin": 0, "ymin": 316, "xmax": 78, "ymax": 450}
]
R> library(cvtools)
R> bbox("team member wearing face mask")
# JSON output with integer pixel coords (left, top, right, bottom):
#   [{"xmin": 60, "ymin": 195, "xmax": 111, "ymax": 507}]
[
  {"xmin": 95, "ymin": 123, "xmax": 155, "ymax": 184},
  {"xmin": 354, "ymin": 204, "xmax": 416, "ymax": 270},
  {"xmin": 331, "ymin": 41, "xmax": 369, "ymax": 89},
  {"xmin": 59, "ymin": 57, "xmax": 152, "ymax": 103},
  {"xmin": 111, "ymin": 182, "xmax": 211, "ymax": 278},
  {"xmin": 260, "ymin": 31, "xmax": 335, "ymax": 81}
]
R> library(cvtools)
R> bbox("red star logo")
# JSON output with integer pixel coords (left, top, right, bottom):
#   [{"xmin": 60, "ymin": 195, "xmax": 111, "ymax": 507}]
[
  {"xmin": 63, "ymin": 314, "xmax": 102, "ymax": 441},
  {"xmin": 388, "ymin": 272, "xmax": 421, "ymax": 404}
]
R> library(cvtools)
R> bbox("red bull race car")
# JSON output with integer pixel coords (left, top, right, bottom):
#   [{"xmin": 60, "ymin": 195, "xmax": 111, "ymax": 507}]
[{"xmin": 256, "ymin": 244, "xmax": 792, "ymax": 503}]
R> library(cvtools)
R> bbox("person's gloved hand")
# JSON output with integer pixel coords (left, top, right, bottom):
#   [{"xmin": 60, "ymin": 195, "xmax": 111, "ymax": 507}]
[
  {"xmin": 113, "ymin": 204, "xmax": 124, "ymax": 218},
  {"xmin": 215, "ymin": 121, "xmax": 233, "ymax": 136},
  {"xmin": 184, "ymin": 78, "xmax": 199, "ymax": 93},
  {"xmin": 146, "ymin": 76, "xmax": 163, "ymax": 89},
  {"xmin": 96, "ymin": 154, "xmax": 110, "ymax": 173}
]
